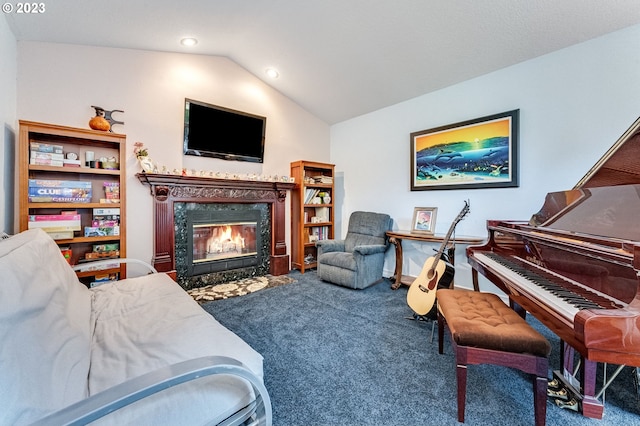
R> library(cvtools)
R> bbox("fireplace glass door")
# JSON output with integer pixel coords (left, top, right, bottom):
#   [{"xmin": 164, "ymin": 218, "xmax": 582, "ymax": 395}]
[{"xmin": 192, "ymin": 222, "xmax": 258, "ymax": 262}]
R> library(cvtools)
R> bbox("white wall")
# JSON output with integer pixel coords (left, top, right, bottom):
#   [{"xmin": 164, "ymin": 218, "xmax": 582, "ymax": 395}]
[
  {"xmin": 0, "ymin": 17, "xmax": 17, "ymax": 234},
  {"xmin": 16, "ymin": 42, "xmax": 330, "ymax": 263},
  {"xmin": 330, "ymin": 24, "xmax": 640, "ymax": 291},
  {"xmin": 10, "ymin": 25, "xmax": 640, "ymax": 287}
]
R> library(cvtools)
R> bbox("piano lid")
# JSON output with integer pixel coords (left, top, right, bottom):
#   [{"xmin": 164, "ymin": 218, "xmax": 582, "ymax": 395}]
[
  {"xmin": 532, "ymin": 184, "xmax": 640, "ymax": 241},
  {"xmin": 575, "ymin": 115, "xmax": 640, "ymax": 189},
  {"xmin": 531, "ymin": 116, "xmax": 640, "ymax": 234}
]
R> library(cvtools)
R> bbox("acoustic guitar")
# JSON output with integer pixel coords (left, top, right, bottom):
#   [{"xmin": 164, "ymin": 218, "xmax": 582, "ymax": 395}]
[{"xmin": 407, "ymin": 200, "xmax": 470, "ymax": 317}]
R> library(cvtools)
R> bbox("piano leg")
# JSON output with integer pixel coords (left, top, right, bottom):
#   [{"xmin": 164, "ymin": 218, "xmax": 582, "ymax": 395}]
[
  {"xmin": 580, "ymin": 359, "xmax": 604, "ymax": 419},
  {"xmin": 556, "ymin": 341, "xmax": 604, "ymax": 419},
  {"xmin": 508, "ymin": 298, "xmax": 526, "ymax": 319},
  {"xmin": 471, "ymin": 269, "xmax": 480, "ymax": 291}
]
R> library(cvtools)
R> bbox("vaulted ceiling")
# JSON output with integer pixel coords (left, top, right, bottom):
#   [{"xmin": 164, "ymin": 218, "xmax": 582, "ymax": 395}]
[{"xmin": 6, "ymin": 0, "xmax": 640, "ymax": 124}]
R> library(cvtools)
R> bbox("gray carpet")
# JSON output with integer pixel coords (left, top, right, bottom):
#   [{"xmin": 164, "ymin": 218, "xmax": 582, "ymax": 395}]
[{"xmin": 202, "ymin": 270, "xmax": 640, "ymax": 425}]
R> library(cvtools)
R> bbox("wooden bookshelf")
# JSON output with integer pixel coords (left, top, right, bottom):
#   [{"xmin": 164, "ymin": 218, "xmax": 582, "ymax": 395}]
[
  {"xmin": 18, "ymin": 120, "xmax": 127, "ymax": 286},
  {"xmin": 290, "ymin": 160, "xmax": 334, "ymax": 273}
]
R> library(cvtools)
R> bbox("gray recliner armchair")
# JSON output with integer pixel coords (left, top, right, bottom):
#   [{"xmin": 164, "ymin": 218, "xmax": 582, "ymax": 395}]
[{"xmin": 316, "ymin": 211, "xmax": 392, "ymax": 289}]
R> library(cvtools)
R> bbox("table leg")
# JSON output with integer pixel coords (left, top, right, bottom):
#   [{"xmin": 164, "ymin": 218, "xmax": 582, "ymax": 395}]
[{"xmin": 389, "ymin": 236, "xmax": 403, "ymax": 290}]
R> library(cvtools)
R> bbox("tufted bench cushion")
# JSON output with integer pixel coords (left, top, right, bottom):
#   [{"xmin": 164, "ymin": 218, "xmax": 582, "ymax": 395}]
[
  {"xmin": 437, "ymin": 289, "xmax": 551, "ymax": 357},
  {"xmin": 437, "ymin": 288, "xmax": 551, "ymax": 426}
]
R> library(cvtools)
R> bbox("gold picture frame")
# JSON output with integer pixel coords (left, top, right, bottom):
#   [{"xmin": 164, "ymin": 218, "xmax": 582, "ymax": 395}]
[{"xmin": 411, "ymin": 207, "xmax": 437, "ymax": 234}]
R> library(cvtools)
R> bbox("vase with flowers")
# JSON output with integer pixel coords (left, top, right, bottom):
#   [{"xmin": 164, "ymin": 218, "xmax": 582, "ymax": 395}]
[{"xmin": 134, "ymin": 142, "xmax": 154, "ymax": 173}]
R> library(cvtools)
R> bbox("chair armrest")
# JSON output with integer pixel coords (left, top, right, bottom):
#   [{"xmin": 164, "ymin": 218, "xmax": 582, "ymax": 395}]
[
  {"xmin": 30, "ymin": 356, "xmax": 272, "ymax": 426},
  {"xmin": 353, "ymin": 244, "xmax": 388, "ymax": 256},
  {"xmin": 316, "ymin": 239, "xmax": 345, "ymax": 254},
  {"xmin": 72, "ymin": 258, "xmax": 158, "ymax": 274}
]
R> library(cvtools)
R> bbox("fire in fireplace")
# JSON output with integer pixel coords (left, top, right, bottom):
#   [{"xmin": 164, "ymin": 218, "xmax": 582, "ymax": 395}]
[{"xmin": 192, "ymin": 222, "xmax": 257, "ymax": 263}]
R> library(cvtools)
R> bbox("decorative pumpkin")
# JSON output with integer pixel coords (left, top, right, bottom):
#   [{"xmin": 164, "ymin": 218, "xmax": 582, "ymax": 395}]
[{"xmin": 89, "ymin": 107, "xmax": 111, "ymax": 131}]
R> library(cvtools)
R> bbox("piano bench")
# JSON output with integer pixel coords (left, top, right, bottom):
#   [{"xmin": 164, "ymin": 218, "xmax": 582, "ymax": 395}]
[{"xmin": 436, "ymin": 289, "xmax": 551, "ymax": 426}]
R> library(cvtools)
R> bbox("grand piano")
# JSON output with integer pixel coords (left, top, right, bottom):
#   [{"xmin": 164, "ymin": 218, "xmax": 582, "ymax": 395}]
[{"xmin": 467, "ymin": 116, "xmax": 640, "ymax": 419}]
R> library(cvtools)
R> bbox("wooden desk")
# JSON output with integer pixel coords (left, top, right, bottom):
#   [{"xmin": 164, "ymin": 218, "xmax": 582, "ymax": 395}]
[{"xmin": 386, "ymin": 231, "xmax": 484, "ymax": 290}]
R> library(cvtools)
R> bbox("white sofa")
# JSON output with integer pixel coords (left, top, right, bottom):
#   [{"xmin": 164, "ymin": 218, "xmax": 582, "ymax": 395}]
[{"xmin": 0, "ymin": 229, "xmax": 271, "ymax": 425}]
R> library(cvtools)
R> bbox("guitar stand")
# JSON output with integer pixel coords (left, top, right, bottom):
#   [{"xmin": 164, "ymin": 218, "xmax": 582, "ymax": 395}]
[{"xmin": 405, "ymin": 312, "xmax": 437, "ymax": 343}]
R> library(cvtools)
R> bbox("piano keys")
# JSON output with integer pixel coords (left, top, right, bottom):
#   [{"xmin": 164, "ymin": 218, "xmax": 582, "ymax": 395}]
[
  {"xmin": 467, "ymin": 116, "xmax": 640, "ymax": 419},
  {"xmin": 472, "ymin": 251, "xmax": 625, "ymax": 325}
]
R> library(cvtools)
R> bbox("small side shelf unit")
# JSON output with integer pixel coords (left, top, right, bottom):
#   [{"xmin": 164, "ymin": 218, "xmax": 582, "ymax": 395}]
[
  {"xmin": 290, "ymin": 160, "xmax": 334, "ymax": 273},
  {"xmin": 18, "ymin": 120, "xmax": 127, "ymax": 286}
]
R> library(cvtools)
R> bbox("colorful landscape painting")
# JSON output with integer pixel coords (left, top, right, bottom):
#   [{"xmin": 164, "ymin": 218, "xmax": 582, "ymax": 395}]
[{"xmin": 411, "ymin": 110, "xmax": 519, "ymax": 190}]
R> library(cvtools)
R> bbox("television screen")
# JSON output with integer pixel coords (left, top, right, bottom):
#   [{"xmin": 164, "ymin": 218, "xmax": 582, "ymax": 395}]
[{"xmin": 183, "ymin": 99, "xmax": 266, "ymax": 163}]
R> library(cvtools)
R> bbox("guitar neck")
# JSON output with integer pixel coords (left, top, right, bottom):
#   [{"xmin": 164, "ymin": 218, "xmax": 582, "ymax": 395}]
[
  {"xmin": 435, "ymin": 227, "xmax": 456, "ymax": 259},
  {"xmin": 432, "ymin": 201, "xmax": 470, "ymax": 263}
]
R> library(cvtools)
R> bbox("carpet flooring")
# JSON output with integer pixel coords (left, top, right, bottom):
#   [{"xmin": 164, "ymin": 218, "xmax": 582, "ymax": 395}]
[{"xmin": 202, "ymin": 270, "xmax": 640, "ymax": 426}]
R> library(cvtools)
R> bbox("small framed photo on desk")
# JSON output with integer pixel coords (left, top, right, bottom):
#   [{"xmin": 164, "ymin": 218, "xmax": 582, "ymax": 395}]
[{"xmin": 411, "ymin": 207, "xmax": 437, "ymax": 234}]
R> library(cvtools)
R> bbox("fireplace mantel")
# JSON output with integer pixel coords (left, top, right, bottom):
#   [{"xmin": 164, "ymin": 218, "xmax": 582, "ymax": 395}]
[{"xmin": 137, "ymin": 173, "xmax": 295, "ymax": 278}]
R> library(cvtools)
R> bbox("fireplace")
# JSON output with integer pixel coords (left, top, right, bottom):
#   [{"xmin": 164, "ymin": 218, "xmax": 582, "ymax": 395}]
[
  {"xmin": 137, "ymin": 173, "xmax": 295, "ymax": 290},
  {"xmin": 175, "ymin": 202, "xmax": 270, "ymax": 288},
  {"xmin": 186, "ymin": 208, "xmax": 262, "ymax": 277}
]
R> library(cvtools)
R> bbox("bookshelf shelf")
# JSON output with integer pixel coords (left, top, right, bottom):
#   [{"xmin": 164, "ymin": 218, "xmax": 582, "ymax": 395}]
[
  {"xmin": 290, "ymin": 160, "xmax": 335, "ymax": 273},
  {"xmin": 28, "ymin": 164, "xmax": 121, "ymax": 175},
  {"xmin": 303, "ymin": 221, "xmax": 332, "ymax": 227},
  {"xmin": 27, "ymin": 202, "xmax": 121, "ymax": 209},
  {"xmin": 51, "ymin": 235, "xmax": 122, "ymax": 244},
  {"xmin": 303, "ymin": 203, "xmax": 333, "ymax": 208},
  {"xmin": 18, "ymin": 120, "xmax": 127, "ymax": 286},
  {"xmin": 75, "ymin": 267, "xmax": 121, "ymax": 278}
]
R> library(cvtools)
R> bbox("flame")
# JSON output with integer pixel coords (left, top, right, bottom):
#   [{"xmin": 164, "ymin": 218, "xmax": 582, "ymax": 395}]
[
  {"xmin": 206, "ymin": 225, "xmax": 245, "ymax": 254},
  {"xmin": 220, "ymin": 225, "xmax": 232, "ymax": 241}
]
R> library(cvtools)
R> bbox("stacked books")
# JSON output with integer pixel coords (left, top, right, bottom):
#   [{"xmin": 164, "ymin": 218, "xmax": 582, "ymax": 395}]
[
  {"xmin": 76, "ymin": 240, "xmax": 121, "ymax": 284},
  {"xmin": 313, "ymin": 175, "xmax": 333, "ymax": 184},
  {"xmin": 30, "ymin": 142, "xmax": 64, "ymax": 167},
  {"xmin": 28, "ymin": 179, "xmax": 92, "ymax": 203},
  {"xmin": 90, "ymin": 272, "xmax": 119, "ymax": 288},
  {"xmin": 75, "ymin": 260, "xmax": 120, "ymax": 274},
  {"xmin": 84, "ymin": 242, "xmax": 119, "ymax": 260},
  {"xmin": 92, "ymin": 208, "xmax": 120, "ymax": 226},
  {"xmin": 63, "ymin": 158, "xmax": 82, "ymax": 168},
  {"xmin": 28, "ymin": 211, "xmax": 81, "ymax": 240},
  {"xmin": 84, "ymin": 208, "xmax": 120, "ymax": 237},
  {"xmin": 101, "ymin": 182, "xmax": 120, "ymax": 204},
  {"xmin": 92, "ymin": 242, "xmax": 119, "ymax": 254}
]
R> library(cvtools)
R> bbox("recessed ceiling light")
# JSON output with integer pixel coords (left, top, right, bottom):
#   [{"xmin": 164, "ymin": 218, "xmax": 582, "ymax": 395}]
[
  {"xmin": 265, "ymin": 68, "xmax": 280, "ymax": 79},
  {"xmin": 180, "ymin": 37, "xmax": 198, "ymax": 47}
]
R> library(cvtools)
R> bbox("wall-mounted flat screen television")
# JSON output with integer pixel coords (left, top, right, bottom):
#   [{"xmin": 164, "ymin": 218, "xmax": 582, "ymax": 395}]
[{"xmin": 183, "ymin": 98, "xmax": 266, "ymax": 163}]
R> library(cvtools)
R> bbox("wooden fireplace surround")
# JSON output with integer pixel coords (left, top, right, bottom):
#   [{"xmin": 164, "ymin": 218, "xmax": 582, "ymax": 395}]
[{"xmin": 137, "ymin": 173, "xmax": 295, "ymax": 278}]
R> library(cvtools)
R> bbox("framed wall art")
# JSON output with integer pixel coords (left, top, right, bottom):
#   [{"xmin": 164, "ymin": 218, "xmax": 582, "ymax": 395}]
[
  {"xmin": 410, "ymin": 109, "xmax": 519, "ymax": 191},
  {"xmin": 411, "ymin": 207, "xmax": 437, "ymax": 234}
]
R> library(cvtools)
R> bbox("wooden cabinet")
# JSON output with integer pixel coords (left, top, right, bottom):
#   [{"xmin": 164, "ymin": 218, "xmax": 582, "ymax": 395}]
[
  {"xmin": 290, "ymin": 161, "xmax": 334, "ymax": 273},
  {"xmin": 18, "ymin": 120, "xmax": 127, "ymax": 286}
]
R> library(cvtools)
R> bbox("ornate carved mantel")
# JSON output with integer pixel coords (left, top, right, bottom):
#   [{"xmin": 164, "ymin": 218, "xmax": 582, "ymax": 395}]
[{"xmin": 137, "ymin": 173, "xmax": 295, "ymax": 277}]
